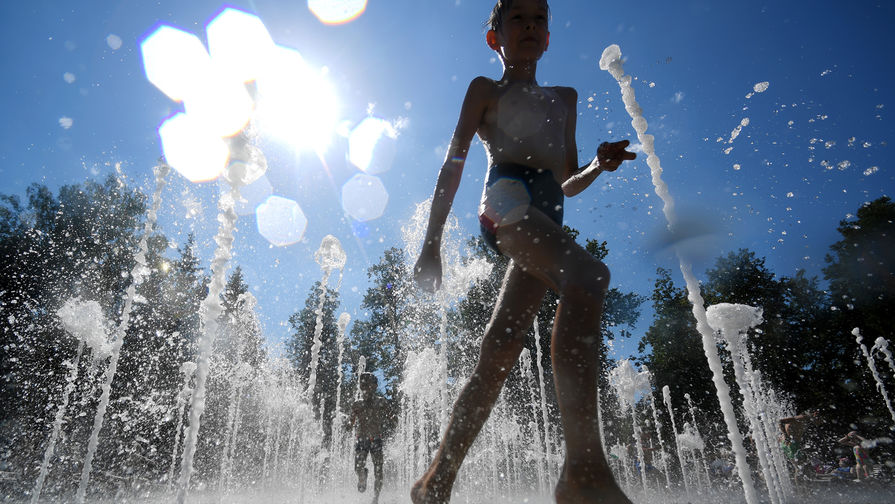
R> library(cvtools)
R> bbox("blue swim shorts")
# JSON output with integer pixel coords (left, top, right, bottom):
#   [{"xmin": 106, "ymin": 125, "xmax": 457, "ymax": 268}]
[{"xmin": 478, "ymin": 162, "xmax": 564, "ymax": 254}]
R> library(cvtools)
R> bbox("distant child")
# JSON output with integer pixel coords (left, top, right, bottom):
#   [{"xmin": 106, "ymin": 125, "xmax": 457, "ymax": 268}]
[
  {"xmin": 778, "ymin": 409, "xmax": 821, "ymax": 480},
  {"xmin": 412, "ymin": 1, "xmax": 636, "ymax": 502},
  {"xmin": 349, "ymin": 372, "xmax": 390, "ymax": 504},
  {"xmin": 838, "ymin": 431, "xmax": 873, "ymax": 480}
]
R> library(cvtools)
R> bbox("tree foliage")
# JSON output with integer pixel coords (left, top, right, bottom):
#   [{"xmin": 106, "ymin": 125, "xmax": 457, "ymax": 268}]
[
  {"xmin": 639, "ymin": 195, "xmax": 895, "ymax": 446},
  {"xmin": 286, "ymin": 280, "xmax": 343, "ymax": 442},
  {"xmin": 2, "ymin": 169, "xmax": 892, "ymax": 498},
  {"xmin": 348, "ymin": 247, "xmax": 415, "ymax": 402}
]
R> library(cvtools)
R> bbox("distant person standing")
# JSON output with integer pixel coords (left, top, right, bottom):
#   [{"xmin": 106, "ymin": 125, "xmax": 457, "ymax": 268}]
[
  {"xmin": 778, "ymin": 410, "xmax": 819, "ymax": 480},
  {"xmin": 349, "ymin": 372, "xmax": 390, "ymax": 503},
  {"xmin": 838, "ymin": 431, "xmax": 873, "ymax": 480}
]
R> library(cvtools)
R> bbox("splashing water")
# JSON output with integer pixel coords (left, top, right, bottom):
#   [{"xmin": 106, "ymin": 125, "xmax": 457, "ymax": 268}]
[
  {"xmin": 644, "ymin": 367, "xmax": 673, "ymax": 492},
  {"xmin": 707, "ymin": 304, "xmax": 784, "ymax": 503},
  {"xmin": 307, "ymin": 235, "xmax": 346, "ymax": 407},
  {"xmin": 609, "ymin": 359, "xmax": 652, "ymax": 496},
  {"xmin": 75, "ymin": 161, "xmax": 170, "ymax": 503},
  {"xmin": 54, "ymin": 298, "xmax": 112, "ymax": 361},
  {"xmin": 177, "ymin": 161, "xmax": 245, "ymax": 504},
  {"xmin": 532, "ymin": 317, "xmax": 556, "ymax": 482},
  {"xmin": 31, "ymin": 343, "xmax": 83, "ymax": 504},
  {"xmin": 167, "ymin": 361, "xmax": 195, "ymax": 491},
  {"xmin": 662, "ymin": 385, "xmax": 691, "ymax": 498},
  {"xmin": 600, "ymin": 44, "xmax": 760, "ymax": 504},
  {"xmin": 399, "ymin": 197, "xmax": 489, "ymax": 444},
  {"xmin": 519, "ymin": 347, "xmax": 549, "ymax": 494},
  {"xmin": 874, "ymin": 336, "xmax": 895, "ymax": 384},
  {"xmin": 354, "ymin": 356, "xmax": 367, "ymax": 400},
  {"xmin": 854, "ymin": 328, "xmax": 895, "ymax": 425},
  {"xmin": 32, "ymin": 298, "xmax": 110, "ymax": 503},
  {"xmin": 683, "ymin": 393, "xmax": 712, "ymax": 490},
  {"xmin": 219, "ymin": 292, "xmax": 261, "ymax": 496},
  {"xmin": 334, "ymin": 312, "xmax": 351, "ymax": 417},
  {"xmin": 331, "ymin": 312, "xmax": 351, "ymax": 448},
  {"xmin": 677, "ymin": 422, "xmax": 705, "ymax": 452}
]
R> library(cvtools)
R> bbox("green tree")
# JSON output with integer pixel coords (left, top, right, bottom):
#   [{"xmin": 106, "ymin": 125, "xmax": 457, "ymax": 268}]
[
  {"xmin": 824, "ymin": 196, "xmax": 895, "ymax": 341},
  {"xmin": 823, "ymin": 196, "xmax": 895, "ymax": 432},
  {"xmin": 0, "ymin": 176, "xmax": 154, "ymax": 495},
  {"xmin": 286, "ymin": 281, "xmax": 342, "ymax": 442},
  {"xmin": 348, "ymin": 248, "xmax": 415, "ymax": 402},
  {"xmin": 217, "ymin": 266, "xmax": 265, "ymax": 368},
  {"xmin": 637, "ymin": 267, "xmax": 713, "ymax": 417}
]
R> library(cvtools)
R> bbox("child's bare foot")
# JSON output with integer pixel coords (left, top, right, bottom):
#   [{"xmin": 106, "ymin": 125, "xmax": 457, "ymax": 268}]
[
  {"xmin": 410, "ymin": 471, "xmax": 452, "ymax": 504},
  {"xmin": 555, "ymin": 462, "xmax": 633, "ymax": 504}
]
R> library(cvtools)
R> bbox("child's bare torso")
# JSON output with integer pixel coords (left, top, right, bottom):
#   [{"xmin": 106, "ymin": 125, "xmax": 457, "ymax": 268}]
[
  {"xmin": 353, "ymin": 395, "xmax": 388, "ymax": 439},
  {"xmin": 477, "ymin": 78, "xmax": 572, "ymax": 181}
]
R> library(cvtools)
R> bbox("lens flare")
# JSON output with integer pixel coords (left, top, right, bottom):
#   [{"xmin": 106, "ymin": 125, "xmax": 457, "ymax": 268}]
[
  {"xmin": 308, "ymin": 0, "xmax": 367, "ymax": 25},
  {"xmin": 348, "ymin": 117, "xmax": 397, "ymax": 174},
  {"xmin": 142, "ymin": 8, "xmax": 344, "ymax": 187},
  {"xmin": 141, "ymin": 25, "xmax": 211, "ymax": 102},
  {"xmin": 256, "ymin": 195, "xmax": 308, "ymax": 246},
  {"xmin": 158, "ymin": 113, "xmax": 229, "ymax": 182},
  {"xmin": 207, "ymin": 7, "xmax": 276, "ymax": 84},
  {"xmin": 142, "ymin": 23, "xmax": 253, "ymax": 137},
  {"xmin": 341, "ymin": 173, "xmax": 388, "ymax": 222},
  {"xmin": 183, "ymin": 69, "xmax": 253, "ymax": 138}
]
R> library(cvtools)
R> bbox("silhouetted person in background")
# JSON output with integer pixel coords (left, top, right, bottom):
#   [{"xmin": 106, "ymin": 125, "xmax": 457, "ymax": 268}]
[{"xmin": 350, "ymin": 372, "xmax": 389, "ymax": 504}]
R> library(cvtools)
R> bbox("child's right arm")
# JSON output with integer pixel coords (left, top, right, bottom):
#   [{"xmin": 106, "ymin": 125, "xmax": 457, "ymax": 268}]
[{"xmin": 414, "ymin": 77, "xmax": 491, "ymax": 292}]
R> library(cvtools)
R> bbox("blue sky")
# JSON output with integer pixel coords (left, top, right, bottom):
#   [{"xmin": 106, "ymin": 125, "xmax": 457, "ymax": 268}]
[{"xmin": 1, "ymin": 0, "xmax": 892, "ymax": 360}]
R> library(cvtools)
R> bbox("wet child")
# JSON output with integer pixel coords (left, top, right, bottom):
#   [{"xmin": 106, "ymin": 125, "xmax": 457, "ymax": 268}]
[
  {"xmin": 838, "ymin": 431, "xmax": 873, "ymax": 480},
  {"xmin": 412, "ymin": 1, "xmax": 636, "ymax": 502},
  {"xmin": 349, "ymin": 372, "xmax": 390, "ymax": 504}
]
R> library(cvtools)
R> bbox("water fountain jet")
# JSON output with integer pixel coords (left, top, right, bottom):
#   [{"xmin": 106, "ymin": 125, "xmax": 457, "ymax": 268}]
[
  {"xmin": 601, "ymin": 44, "xmax": 760, "ymax": 504},
  {"xmin": 76, "ymin": 161, "xmax": 170, "ymax": 504}
]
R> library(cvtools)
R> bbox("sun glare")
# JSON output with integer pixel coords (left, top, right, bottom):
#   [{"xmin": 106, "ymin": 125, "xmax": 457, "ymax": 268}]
[
  {"xmin": 308, "ymin": 0, "xmax": 367, "ymax": 25},
  {"xmin": 253, "ymin": 46, "xmax": 340, "ymax": 153},
  {"xmin": 142, "ymin": 8, "xmax": 342, "ymax": 184}
]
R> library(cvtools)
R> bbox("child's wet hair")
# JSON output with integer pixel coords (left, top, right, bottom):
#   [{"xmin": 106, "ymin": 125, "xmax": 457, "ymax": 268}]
[
  {"xmin": 360, "ymin": 372, "xmax": 378, "ymax": 389},
  {"xmin": 485, "ymin": 0, "xmax": 550, "ymax": 33}
]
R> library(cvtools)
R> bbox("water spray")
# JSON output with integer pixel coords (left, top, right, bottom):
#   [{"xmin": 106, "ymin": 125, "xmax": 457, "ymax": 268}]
[
  {"xmin": 76, "ymin": 161, "xmax": 170, "ymax": 503},
  {"xmin": 600, "ymin": 44, "xmax": 759, "ymax": 504}
]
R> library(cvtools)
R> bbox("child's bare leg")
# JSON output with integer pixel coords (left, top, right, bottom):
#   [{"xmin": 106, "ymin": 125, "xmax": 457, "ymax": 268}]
[
  {"xmin": 356, "ymin": 449, "xmax": 367, "ymax": 492},
  {"xmin": 372, "ymin": 448, "xmax": 384, "ymax": 503},
  {"xmin": 551, "ymin": 294, "xmax": 631, "ymax": 503},
  {"xmin": 496, "ymin": 211, "xmax": 632, "ymax": 504},
  {"xmin": 411, "ymin": 263, "xmax": 547, "ymax": 504}
]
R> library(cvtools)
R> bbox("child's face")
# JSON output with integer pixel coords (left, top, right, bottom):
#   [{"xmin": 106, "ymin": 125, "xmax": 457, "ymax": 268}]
[{"xmin": 489, "ymin": 0, "xmax": 549, "ymax": 64}]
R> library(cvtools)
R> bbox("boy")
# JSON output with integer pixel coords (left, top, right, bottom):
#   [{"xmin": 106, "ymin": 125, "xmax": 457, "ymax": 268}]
[
  {"xmin": 349, "ymin": 372, "xmax": 390, "ymax": 504},
  {"xmin": 411, "ymin": 1, "xmax": 636, "ymax": 503}
]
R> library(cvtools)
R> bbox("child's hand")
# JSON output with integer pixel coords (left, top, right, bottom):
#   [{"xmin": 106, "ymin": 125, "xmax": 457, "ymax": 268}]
[
  {"xmin": 596, "ymin": 140, "xmax": 637, "ymax": 171},
  {"xmin": 414, "ymin": 252, "xmax": 443, "ymax": 292}
]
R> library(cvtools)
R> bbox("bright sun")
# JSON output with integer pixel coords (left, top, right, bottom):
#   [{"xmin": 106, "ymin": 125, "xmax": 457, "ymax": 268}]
[
  {"xmin": 253, "ymin": 45, "xmax": 340, "ymax": 154},
  {"xmin": 142, "ymin": 7, "xmax": 342, "ymax": 184}
]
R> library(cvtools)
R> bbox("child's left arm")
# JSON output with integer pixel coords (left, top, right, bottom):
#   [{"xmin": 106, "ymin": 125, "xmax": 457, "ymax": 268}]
[{"xmin": 558, "ymin": 87, "xmax": 635, "ymax": 197}]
